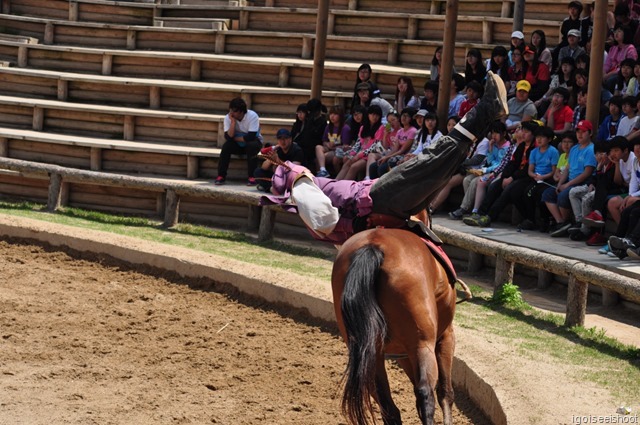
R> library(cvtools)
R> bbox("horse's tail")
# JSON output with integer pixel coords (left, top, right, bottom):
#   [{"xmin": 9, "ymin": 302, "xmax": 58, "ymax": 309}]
[{"xmin": 340, "ymin": 244, "xmax": 386, "ymax": 425}]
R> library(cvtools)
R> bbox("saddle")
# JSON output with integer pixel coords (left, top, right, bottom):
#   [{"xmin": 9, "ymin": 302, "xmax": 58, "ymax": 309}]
[{"xmin": 366, "ymin": 213, "xmax": 458, "ymax": 285}]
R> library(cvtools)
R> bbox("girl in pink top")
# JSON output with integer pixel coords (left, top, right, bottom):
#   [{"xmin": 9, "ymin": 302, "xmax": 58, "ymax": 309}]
[
  {"xmin": 604, "ymin": 26, "xmax": 638, "ymax": 87},
  {"xmin": 336, "ymin": 105, "xmax": 385, "ymax": 180}
]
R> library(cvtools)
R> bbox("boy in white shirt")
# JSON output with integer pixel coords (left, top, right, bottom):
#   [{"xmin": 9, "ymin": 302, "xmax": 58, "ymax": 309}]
[{"xmin": 616, "ymin": 95, "xmax": 639, "ymax": 137}]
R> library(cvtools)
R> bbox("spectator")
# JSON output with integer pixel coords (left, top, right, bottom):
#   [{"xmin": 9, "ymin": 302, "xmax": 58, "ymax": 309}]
[
  {"xmin": 215, "ymin": 97, "xmax": 263, "ymax": 186},
  {"xmin": 486, "ymin": 45, "xmax": 510, "ymax": 85},
  {"xmin": 617, "ymin": 95, "xmax": 639, "ymax": 137},
  {"xmin": 609, "ymin": 138, "xmax": 640, "ymax": 259},
  {"xmin": 552, "ymin": 0, "xmax": 584, "ymax": 71},
  {"xmin": 531, "ymin": 29, "xmax": 552, "ymax": 70},
  {"xmin": 572, "ymin": 87, "xmax": 588, "ymax": 129},
  {"xmin": 430, "ymin": 116, "xmax": 488, "ymax": 213},
  {"xmin": 524, "ymin": 45, "xmax": 551, "ymax": 102},
  {"xmin": 516, "ymin": 126, "xmax": 560, "ymax": 230},
  {"xmin": 507, "ymin": 45, "xmax": 528, "ymax": 97},
  {"xmin": 364, "ymin": 110, "xmax": 401, "ymax": 179},
  {"xmin": 576, "ymin": 53, "xmax": 590, "ymax": 72},
  {"xmin": 463, "ymin": 121, "xmax": 539, "ymax": 227},
  {"xmin": 394, "ymin": 76, "xmax": 420, "ymax": 112},
  {"xmin": 569, "ymin": 138, "xmax": 629, "ymax": 242},
  {"xmin": 430, "ymin": 46, "xmax": 443, "ymax": 82},
  {"xmin": 536, "ymin": 57, "xmax": 576, "ymax": 117},
  {"xmin": 542, "ymin": 119, "xmax": 597, "ymax": 236},
  {"xmin": 581, "ymin": 1, "xmax": 594, "ymax": 47},
  {"xmin": 354, "ymin": 82, "xmax": 393, "ymax": 125},
  {"xmin": 459, "ymin": 80, "xmax": 484, "ymax": 118},
  {"xmin": 505, "ymin": 80, "xmax": 537, "ymax": 132},
  {"xmin": 336, "ymin": 105, "xmax": 385, "ymax": 181},
  {"xmin": 316, "ymin": 105, "xmax": 351, "ymax": 178},
  {"xmin": 254, "ymin": 128, "xmax": 304, "ymax": 192},
  {"xmin": 345, "ymin": 104, "xmax": 365, "ymax": 145},
  {"xmin": 420, "ymin": 80, "xmax": 439, "ymax": 114},
  {"xmin": 350, "ymin": 63, "xmax": 381, "ymax": 113},
  {"xmin": 613, "ymin": 58, "xmax": 636, "ymax": 96},
  {"xmin": 558, "ymin": 30, "xmax": 586, "ymax": 66},
  {"xmin": 296, "ymin": 98, "xmax": 327, "ymax": 171},
  {"xmin": 449, "ymin": 73, "xmax": 466, "ymax": 117},
  {"xmin": 542, "ymin": 87, "xmax": 574, "ymax": 136},
  {"xmin": 626, "ymin": 60, "xmax": 640, "ymax": 96},
  {"xmin": 603, "ymin": 25, "xmax": 638, "ymax": 92},
  {"xmin": 449, "ymin": 121, "xmax": 511, "ymax": 220},
  {"xmin": 597, "ymin": 95, "xmax": 624, "ymax": 142},
  {"xmin": 465, "ymin": 49, "xmax": 487, "ymax": 85},
  {"xmin": 368, "ymin": 108, "xmax": 418, "ymax": 178},
  {"xmin": 509, "ymin": 31, "xmax": 526, "ymax": 66},
  {"xmin": 291, "ymin": 103, "xmax": 308, "ymax": 146}
]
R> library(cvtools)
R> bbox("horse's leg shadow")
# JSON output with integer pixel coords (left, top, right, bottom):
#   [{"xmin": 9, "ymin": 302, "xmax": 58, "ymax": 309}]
[
  {"xmin": 414, "ymin": 346, "xmax": 439, "ymax": 425},
  {"xmin": 374, "ymin": 355, "xmax": 402, "ymax": 425},
  {"xmin": 436, "ymin": 327, "xmax": 455, "ymax": 425}
]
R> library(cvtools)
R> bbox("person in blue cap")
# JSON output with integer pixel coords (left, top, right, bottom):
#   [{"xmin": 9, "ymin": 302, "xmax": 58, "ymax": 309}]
[{"xmin": 253, "ymin": 128, "xmax": 304, "ymax": 192}]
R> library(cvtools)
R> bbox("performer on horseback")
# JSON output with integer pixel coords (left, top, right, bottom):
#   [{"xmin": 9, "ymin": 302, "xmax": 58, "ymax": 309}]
[{"xmin": 260, "ymin": 71, "xmax": 508, "ymax": 246}]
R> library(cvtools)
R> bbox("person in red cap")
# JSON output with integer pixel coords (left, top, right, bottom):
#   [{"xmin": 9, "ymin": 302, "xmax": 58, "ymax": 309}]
[{"xmin": 542, "ymin": 119, "xmax": 597, "ymax": 237}]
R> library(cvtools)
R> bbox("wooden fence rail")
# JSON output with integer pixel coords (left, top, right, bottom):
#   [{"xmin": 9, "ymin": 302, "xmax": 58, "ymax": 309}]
[{"xmin": 433, "ymin": 225, "xmax": 640, "ymax": 327}]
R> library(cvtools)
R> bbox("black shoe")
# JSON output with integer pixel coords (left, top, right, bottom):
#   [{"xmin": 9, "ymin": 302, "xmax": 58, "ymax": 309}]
[
  {"xmin": 517, "ymin": 219, "xmax": 537, "ymax": 231},
  {"xmin": 451, "ymin": 71, "xmax": 508, "ymax": 142},
  {"xmin": 550, "ymin": 221, "xmax": 572, "ymax": 237},
  {"xmin": 570, "ymin": 231, "xmax": 589, "ymax": 241},
  {"xmin": 538, "ymin": 218, "xmax": 551, "ymax": 233},
  {"xmin": 568, "ymin": 222, "xmax": 582, "ymax": 233},
  {"xmin": 609, "ymin": 236, "xmax": 637, "ymax": 251}
]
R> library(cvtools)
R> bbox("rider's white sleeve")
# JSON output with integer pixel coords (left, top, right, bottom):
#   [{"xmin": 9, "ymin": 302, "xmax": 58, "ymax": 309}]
[{"xmin": 291, "ymin": 177, "xmax": 339, "ymax": 238}]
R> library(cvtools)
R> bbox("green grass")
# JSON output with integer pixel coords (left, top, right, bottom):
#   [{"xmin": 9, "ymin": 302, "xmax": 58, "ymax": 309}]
[{"xmin": 1, "ymin": 200, "xmax": 639, "ymax": 402}]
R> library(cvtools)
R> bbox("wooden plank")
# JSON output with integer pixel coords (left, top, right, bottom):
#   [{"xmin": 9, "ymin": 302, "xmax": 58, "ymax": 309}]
[{"xmin": 9, "ymin": 139, "xmax": 91, "ymax": 159}]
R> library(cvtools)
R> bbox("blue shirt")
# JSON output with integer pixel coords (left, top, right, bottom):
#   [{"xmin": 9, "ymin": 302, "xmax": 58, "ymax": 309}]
[
  {"xmin": 529, "ymin": 146, "xmax": 559, "ymax": 175},
  {"xmin": 568, "ymin": 143, "xmax": 597, "ymax": 181}
]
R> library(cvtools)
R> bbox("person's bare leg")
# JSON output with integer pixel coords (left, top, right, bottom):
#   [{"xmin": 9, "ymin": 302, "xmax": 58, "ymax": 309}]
[{"xmin": 345, "ymin": 160, "xmax": 366, "ymax": 180}]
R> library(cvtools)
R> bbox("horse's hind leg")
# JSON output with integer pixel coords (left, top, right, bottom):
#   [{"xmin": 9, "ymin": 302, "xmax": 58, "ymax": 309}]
[
  {"xmin": 374, "ymin": 356, "xmax": 402, "ymax": 425},
  {"xmin": 436, "ymin": 327, "xmax": 455, "ymax": 425},
  {"xmin": 414, "ymin": 346, "xmax": 439, "ymax": 425}
]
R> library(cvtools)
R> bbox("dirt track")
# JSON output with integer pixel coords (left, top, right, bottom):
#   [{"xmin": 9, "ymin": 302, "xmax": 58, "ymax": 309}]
[{"xmin": 0, "ymin": 240, "xmax": 488, "ymax": 424}]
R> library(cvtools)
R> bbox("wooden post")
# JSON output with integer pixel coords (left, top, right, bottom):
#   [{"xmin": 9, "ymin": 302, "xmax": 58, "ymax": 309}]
[
  {"xmin": 265, "ymin": 0, "xmax": 274, "ymax": 6},
  {"xmin": 149, "ymin": 86, "xmax": 161, "ymax": 109},
  {"xmin": 0, "ymin": 137, "xmax": 8, "ymax": 157},
  {"xmin": 69, "ymin": 1, "xmax": 79, "ymax": 21},
  {"xmin": 407, "ymin": 17, "xmax": 418, "ymax": 40},
  {"xmin": 102, "ymin": 54, "xmax": 113, "ymax": 75},
  {"xmin": 186, "ymin": 156, "xmax": 198, "ymax": 179},
  {"xmin": 47, "ymin": 173, "xmax": 63, "ymax": 211},
  {"xmin": 565, "ymin": 275, "xmax": 588, "ymax": 327},
  {"xmin": 163, "ymin": 189, "xmax": 180, "ymax": 227},
  {"xmin": 90, "ymin": 147, "xmax": 102, "ymax": 171},
  {"xmin": 537, "ymin": 270, "xmax": 554, "ymax": 289},
  {"xmin": 430, "ymin": 0, "xmax": 441, "ymax": 14},
  {"xmin": 60, "ymin": 181, "xmax": 70, "ymax": 207},
  {"xmin": 310, "ymin": 0, "xmax": 329, "ymax": 99},
  {"xmin": 248, "ymin": 205, "xmax": 260, "ymax": 231},
  {"xmin": 57, "ymin": 80, "xmax": 68, "ymax": 101},
  {"xmin": 467, "ymin": 251, "xmax": 483, "ymax": 273},
  {"xmin": 587, "ymin": 0, "xmax": 607, "ymax": 127},
  {"xmin": 17, "ymin": 45, "xmax": 28, "ymax": 67},
  {"xmin": 436, "ymin": 0, "xmax": 459, "ymax": 132},
  {"xmin": 214, "ymin": 33, "xmax": 226, "ymax": 54},
  {"xmin": 190, "ymin": 60, "xmax": 202, "ymax": 81},
  {"xmin": 126, "ymin": 30, "xmax": 136, "ymax": 50},
  {"xmin": 239, "ymin": 10, "xmax": 248, "ymax": 30},
  {"xmin": 1, "ymin": 0, "xmax": 10, "ymax": 14},
  {"xmin": 494, "ymin": 251, "xmax": 514, "ymax": 289},
  {"xmin": 387, "ymin": 41, "xmax": 398, "ymax": 65},
  {"xmin": 347, "ymin": 0, "xmax": 357, "ymax": 10},
  {"xmin": 32, "ymin": 107, "xmax": 44, "ymax": 131},
  {"xmin": 156, "ymin": 192, "xmax": 165, "ymax": 218},
  {"xmin": 258, "ymin": 206, "xmax": 276, "ymax": 241},
  {"xmin": 124, "ymin": 116, "xmax": 135, "ymax": 141},
  {"xmin": 278, "ymin": 65, "xmax": 289, "ymax": 88},
  {"xmin": 302, "ymin": 36, "xmax": 313, "ymax": 59},
  {"xmin": 511, "ymin": 0, "xmax": 524, "ymax": 27},
  {"xmin": 327, "ymin": 12, "xmax": 335, "ymax": 35},
  {"xmin": 44, "ymin": 22, "xmax": 55, "ymax": 45},
  {"xmin": 482, "ymin": 20, "xmax": 493, "ymax": 44},
  {"xmin": 602, "ymin": 289, "xmax": 620, "ymax": 307}
]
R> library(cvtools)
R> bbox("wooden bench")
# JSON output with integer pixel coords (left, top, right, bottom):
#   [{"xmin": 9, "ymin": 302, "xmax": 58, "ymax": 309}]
[
  {"xmin": 154, "ymin": 17, "xmax": 230, "ymax": 29},
  {"xmin": 0, "ymin": 156, "xmax": 281, "ymax": 240},
  {"xmin": 0, "ymin": 66, "xmax": 352, "ymax": 119}
]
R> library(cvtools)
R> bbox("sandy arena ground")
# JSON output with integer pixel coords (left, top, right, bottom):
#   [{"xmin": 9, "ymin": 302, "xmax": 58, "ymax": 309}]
[{"xmin": 0, "ymin": 240, "xmax": 489, "ymax": 425}]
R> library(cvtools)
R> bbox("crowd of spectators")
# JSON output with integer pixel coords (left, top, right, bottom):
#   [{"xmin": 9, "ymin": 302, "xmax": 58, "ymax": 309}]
[{"xmin": 215, "ymin": 0, "xmax": 640, "ymax": 261}]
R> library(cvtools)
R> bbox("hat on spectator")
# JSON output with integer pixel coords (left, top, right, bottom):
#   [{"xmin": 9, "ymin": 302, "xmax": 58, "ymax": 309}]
[
  {"xmin": 415, "ymin": 109, "xmax": 428, "ymax": 117},
  {"xmin": 276, "ymin": 128, "xmax": 292, "ymax": 139},
  {"xmin": 516, "ymin": 80, "xmax": 531, "ymax": 92},
  {"xmin": 567, "ymin": 29, "xmax": 581, "ymax": 38},
  {"xmin": 357, "ymin": 82, "xmax": 371, "ymax": 92},
  {"xmin": 511, "ymin": 31, "xmax": 524, "ymax": 40},
  {"xmin": 576, "ymin": 120, "xmax": 593, "ymax": 132},
  {"xmin": 523, "ymin": 45, "xmax": 536, "ymax": 55}
]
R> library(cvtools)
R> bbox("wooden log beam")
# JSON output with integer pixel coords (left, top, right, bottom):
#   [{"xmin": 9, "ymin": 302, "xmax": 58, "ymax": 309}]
[
  {"xmin": 47, "ymin": 172, "xmax": 63, "ymax": 211},
  {"xmin": 565, "ymin": 276, "xmax": 588, "ymax": 327},
  {"xmin": 163, "ymin": 189, "xmax": 180, "ymax": 227},
  {"xmin": 258, "ymin": 206, "xmax": 275, "ymax": 241}
]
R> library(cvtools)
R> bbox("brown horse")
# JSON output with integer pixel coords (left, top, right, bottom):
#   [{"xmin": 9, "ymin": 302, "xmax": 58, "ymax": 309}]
[{"xmin": 331, "ymin": 227, "xmax": 458, "ymax": 425}]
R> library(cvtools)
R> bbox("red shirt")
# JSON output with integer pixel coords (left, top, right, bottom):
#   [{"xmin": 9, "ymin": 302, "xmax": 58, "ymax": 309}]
[
  {"xmin": 525, "ymin": 62, "xmax": 550, "ymax": 85},
  {"xmin": 458, "ymin": 98, "xmax": 478, "ymax": 118},
  {"xmin": 545, "ymin": 105, "xmax": 574, "ymax": 131}
]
